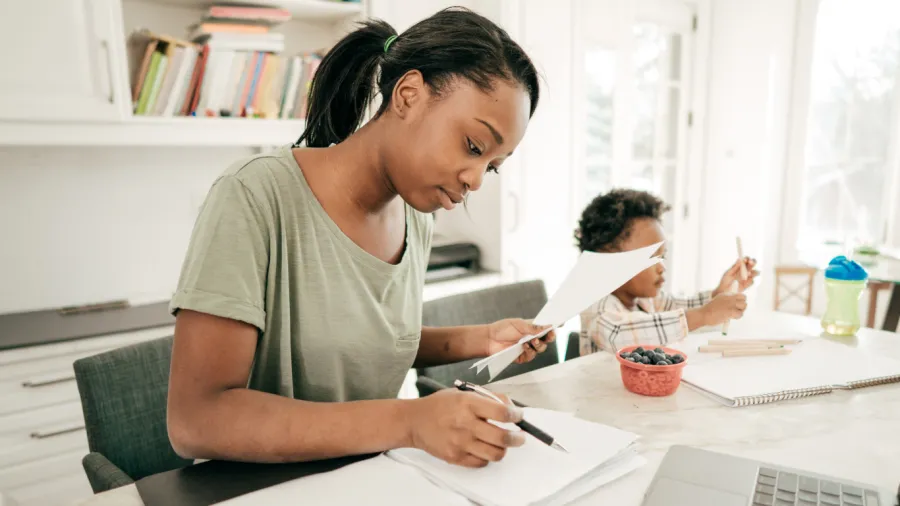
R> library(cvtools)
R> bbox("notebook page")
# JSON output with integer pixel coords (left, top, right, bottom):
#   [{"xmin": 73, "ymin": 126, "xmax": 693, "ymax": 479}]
[
  {"xmin": 386, "ymin": 408, "xmax": 640, "ymax": 506},
  {"xmin": 810, "ymin": 339, "xmax": 900, "ymax": 387},
  {"xmin": 675, "ymin": 333, "xmax": 831, "ymax": 402},
  {"xmin": 676, "ymin": 334, "xmax": 900, "ymax": 402},
  {"xmin": 212, "ymin": 454, "xmax": 470, "ymax": 506}
]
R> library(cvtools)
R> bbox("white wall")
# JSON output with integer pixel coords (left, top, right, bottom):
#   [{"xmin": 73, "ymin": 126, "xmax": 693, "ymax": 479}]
[
  {"xmin": 0, "ymin": 146, "xmax": 250, "ymax": 314},
  {"xmin": 696, "ymin": 0, "xmax": 798, "ymax": 312}
]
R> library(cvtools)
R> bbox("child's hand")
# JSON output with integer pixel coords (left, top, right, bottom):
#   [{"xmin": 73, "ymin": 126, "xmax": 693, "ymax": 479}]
[
  {"xmin": 700, "ymin": 293, "xmax": 748, "ymax": 326},
  {"xmin": 713, "ymin": 257, "xmax": 759, "ymax": 297}
]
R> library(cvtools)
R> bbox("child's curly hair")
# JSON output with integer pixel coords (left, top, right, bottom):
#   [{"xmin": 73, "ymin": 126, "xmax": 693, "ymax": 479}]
[{"xmin": 574, "ymin": 189, "xmax": 671, "ymax": 252}]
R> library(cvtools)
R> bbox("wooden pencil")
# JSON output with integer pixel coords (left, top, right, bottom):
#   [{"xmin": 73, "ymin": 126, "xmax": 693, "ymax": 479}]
[
  {"xmin": 722, "ymin": 348, "xmax": 792, "ymax": 357},
  {"xmin": 707, "ymin": 339, "xmax": 802, "ymax": 346},
  {"xmin": 699, "ymin": 344, "xmax": 783, "ymax": 353}
]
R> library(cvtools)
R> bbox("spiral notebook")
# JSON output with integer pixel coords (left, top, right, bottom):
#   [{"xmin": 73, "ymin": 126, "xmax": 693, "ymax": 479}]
[{"xmin": 676, "ymin": 336, "xmax": 900, "ymax": 407}]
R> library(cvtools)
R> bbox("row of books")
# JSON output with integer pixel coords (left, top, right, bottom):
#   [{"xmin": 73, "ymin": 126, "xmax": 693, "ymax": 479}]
[
  {"xmin": 127, "ymin": 4, "xmax": 321, "ymax": 119},
  {"xmin": 128, "ymin": 30, "xmax": 322, "ymax": 119}
]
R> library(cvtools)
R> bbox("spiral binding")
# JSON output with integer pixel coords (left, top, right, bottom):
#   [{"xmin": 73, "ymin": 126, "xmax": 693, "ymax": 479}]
[
  {"xmin": 734, "ymin": 386, "xmax": 833, "ymax": 407},
  {"xmin": 847, "ymin": 374, "xmax": 900, "ymax": 389}
]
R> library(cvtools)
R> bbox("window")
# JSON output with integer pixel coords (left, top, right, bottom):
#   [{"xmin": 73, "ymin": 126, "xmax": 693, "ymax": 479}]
[{"xmin": 798, "ymin": 0, "xmax": 900, "ymax": 250}]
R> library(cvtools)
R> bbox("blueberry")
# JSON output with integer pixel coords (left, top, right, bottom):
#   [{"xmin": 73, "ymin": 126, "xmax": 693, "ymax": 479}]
[
  {"xmin": 671, "ymin": 355, "xmax": 684, "ymax": 364},
  {"xmin": 626, "ymin": 356, "xmax": 637, "ymax": 362},
  {"xmin": 634, "ymin": 346, "xmax": 645, "ymax": 354},
  {"xmin": 620, "ymin": 352, "xmax": 628, "ymax": 358},
  {"xmin": 641, "ymin": 356, "xmax": 652, "ymax": 365},
  {"xmin": 654, "ymin": 347, "xmax": 664, "ymax": 354},
  {"xmin": 660, "ymin": 359, "xmax": 672, "ymax": 366}
]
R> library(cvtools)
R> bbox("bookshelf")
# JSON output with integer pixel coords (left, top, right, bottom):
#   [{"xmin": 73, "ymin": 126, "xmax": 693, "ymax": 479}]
[
  {"xmin": 0, "ymin": 117, "xmax": 306, "ymax": 146},
  {"xmin": 150, "ymin": 0, "xmax": 364, "ymax": 21},
  {"xmin": 0, "ymin": 0, "xmax": 368, "ymax": 147}
]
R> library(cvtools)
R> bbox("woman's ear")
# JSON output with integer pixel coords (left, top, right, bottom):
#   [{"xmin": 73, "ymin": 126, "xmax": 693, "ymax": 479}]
[{"xmin": 390, "ymin": 70, "xmax": 426, "ymax": 119}]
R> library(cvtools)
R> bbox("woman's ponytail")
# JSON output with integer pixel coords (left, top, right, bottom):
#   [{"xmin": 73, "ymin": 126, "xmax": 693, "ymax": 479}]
[{"xmin": 295, "ymin": 19, "xmax": 397, "ymax": 148}]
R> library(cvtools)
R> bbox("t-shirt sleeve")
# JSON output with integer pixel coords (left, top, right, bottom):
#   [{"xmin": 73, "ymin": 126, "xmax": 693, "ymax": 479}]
[{"xmin": 169, "ymin": 175, "xmax": 269, "ymax": 331}]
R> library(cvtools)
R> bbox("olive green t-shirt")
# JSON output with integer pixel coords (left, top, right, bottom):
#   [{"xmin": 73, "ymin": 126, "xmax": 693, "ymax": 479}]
[{"xmin": 169, "ymin": 144, "xmax": 433, "ymax": 402}]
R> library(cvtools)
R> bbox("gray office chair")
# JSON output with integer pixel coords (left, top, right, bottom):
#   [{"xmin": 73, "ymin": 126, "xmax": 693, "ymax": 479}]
[
  {"xmin": 416, "ymin": 280, "xmax": 559, "ymax": 396},
  {"xmin": 74, "ymin": 335, "xmax": 192, "ymax": 493},
  {"xmin": 565, "ymin": 331, "xmax": 581, "ymax": 361}
]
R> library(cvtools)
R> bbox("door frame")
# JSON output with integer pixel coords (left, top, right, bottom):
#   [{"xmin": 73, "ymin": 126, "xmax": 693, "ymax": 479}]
[{"xmin": 570, "ymin": 0, "xmax": 711, "ymax": 294}]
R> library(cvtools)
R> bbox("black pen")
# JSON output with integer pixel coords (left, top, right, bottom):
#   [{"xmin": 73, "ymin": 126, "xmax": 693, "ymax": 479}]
[{"xmin": 453, "ymin": 379, "xmax": 569, "ymax": 453}]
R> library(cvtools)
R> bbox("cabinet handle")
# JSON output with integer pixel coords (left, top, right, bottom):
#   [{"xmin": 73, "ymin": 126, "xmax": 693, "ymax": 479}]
[
  {"xmin": 100, "ymin": 39, "xmax": 114, "ymax": 104},
  {"xmin": 507, "ymin": 192, "xmax": 519, "ymax": 233},
  {"xmin": 22, "ymin": 373, "xmax": 76, "ymax": 388},
  {"xmin": 30, "ymin": 424, "xmax": 85, "ymax": 440}
]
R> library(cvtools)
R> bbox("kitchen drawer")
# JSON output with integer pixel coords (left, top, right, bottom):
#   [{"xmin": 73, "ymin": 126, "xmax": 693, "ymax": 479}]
[
  {"xmin": 0, "ymin": 349, "xmax": 106, "ymax": 383},
  {"xmin": 0, "ymin": 326, "xmax": 174, "ymax": 366},
  {"xmin": 0, "ymin": 450, "xmax": 85, "ymax": 492},
  {"xmin": 6, "ymin": 469, "xmax": 91, "ymax": 506},
  {"xmin": 0, "ymin": 401, "xmax": 83, "ymax": 435},
  {"xmin": 0, "ymin": 380, "xmax": 81, "ymax": 418},
  {"xmin": 0, "ymin": 426, "xmax": 87, "ymax": 471}
]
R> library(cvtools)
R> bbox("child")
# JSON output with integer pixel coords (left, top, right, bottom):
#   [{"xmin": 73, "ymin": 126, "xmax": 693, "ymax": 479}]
[{"xmin": 574, "ymin": 189, "xmax": 758, "ymax": 355}]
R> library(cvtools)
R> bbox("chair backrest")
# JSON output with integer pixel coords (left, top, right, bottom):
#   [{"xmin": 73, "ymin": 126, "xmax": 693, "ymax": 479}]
[
  {"xmin": 774, "ymin": 265, "xmax": 818, "ymax": 315},
  {"xmin": 74, "ymin": 335, "xmax": 192, "ymax": 482},
  {"xmin": 419, "ymin": 279, "xmax": 558, "ymax": 386},
  {"xmin": 565, "ymin": 331, "xmax": 581, "ymax": 361}
]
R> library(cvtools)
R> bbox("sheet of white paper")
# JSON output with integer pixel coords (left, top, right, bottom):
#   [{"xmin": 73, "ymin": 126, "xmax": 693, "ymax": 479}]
[
  {"xmin": 470, "ymin": 245, "xmax": 661, "ymax": 380},
  {"xmin": 387, "ymin": 408, "xmax": 641, "ymax": 506},
  {"xmin": 533, "ymin": 244, "xmax": 662, "ymax": 326},
  {"xmin": 212, "ymin": 454, "xmax": 471, "ymax": 506},
  {"xmin": 540, "ymin": 451, "xmax": 646, "ymax": 506},
  {"xmin": 471, "ymin": 327, "xmax": 555, "ymax": 372}
]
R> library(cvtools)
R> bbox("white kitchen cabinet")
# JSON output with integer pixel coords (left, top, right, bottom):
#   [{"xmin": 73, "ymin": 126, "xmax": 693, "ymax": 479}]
[
  {"xmin": 0, "ymin": 325, "xmax": 174, "ymax": 506},
  {"xmin": 0, "ymin": 0, "xmax": 127, "ymax": 122}
]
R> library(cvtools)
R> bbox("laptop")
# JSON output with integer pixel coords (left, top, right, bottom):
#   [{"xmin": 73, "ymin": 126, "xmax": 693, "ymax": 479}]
[{"xmin": 642, "ymin": 445, "xmax": 898, "ymax": 506}]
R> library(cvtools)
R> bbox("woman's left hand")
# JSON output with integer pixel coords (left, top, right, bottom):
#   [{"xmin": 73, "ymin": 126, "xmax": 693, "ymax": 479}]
[{"xmin": 486, "ymin": 319, "xmax": 556, "ymax": 364}]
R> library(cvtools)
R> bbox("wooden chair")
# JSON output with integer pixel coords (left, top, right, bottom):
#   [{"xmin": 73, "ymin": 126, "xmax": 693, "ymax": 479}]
[
  {"xmin": 867, "ymin": 281, "xmax": 893, "ymax": 328},
  {"xmin": 773, "ymin": 265, "xmax": 818, "ymax": 315}
]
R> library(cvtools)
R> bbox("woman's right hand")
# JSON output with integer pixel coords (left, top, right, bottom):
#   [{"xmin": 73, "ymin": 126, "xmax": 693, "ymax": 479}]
[
  {"xmin": 701, "ymin": 292, "xmax": 748, "ymax": 325},
  {"xmin": 407, "ymin": 389, "xmax": 526, "ymax": 468}
]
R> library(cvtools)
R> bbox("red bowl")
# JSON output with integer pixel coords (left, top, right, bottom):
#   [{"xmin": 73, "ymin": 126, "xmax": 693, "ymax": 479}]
[{"xmin": 615, "ymin": 345, "xmax": 689, "ymax": 397}]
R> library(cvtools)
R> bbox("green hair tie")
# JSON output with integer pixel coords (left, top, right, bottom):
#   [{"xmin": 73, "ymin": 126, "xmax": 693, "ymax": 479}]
[{"xmin": 383, "ymin": 35, "xmax": 398, "ymax": 53}]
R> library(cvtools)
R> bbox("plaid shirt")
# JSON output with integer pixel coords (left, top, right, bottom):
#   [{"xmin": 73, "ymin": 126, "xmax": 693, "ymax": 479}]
[{"xmin": 579, "ymin": 290, "xmax": 712, "ymax": 355}]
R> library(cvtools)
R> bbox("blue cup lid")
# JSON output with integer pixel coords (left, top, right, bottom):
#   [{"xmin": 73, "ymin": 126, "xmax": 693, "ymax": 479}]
[{"xmin": 824, "ymin": 255, "xmax": 868, "ymax": 281}]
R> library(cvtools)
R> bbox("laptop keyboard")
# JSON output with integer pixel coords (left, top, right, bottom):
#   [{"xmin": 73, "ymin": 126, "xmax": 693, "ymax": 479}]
[{"xmin": 753, "ymin": 467, "xmax": 881, "ymax": 505}]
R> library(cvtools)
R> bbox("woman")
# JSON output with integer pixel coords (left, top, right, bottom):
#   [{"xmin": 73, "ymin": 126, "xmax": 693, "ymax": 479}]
[{"xmin": 166, "ymin": 7, "xmax": 553, "ymax": 470}]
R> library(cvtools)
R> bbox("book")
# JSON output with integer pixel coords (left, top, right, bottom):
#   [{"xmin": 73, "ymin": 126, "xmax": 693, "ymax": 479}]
[
  {"xmin": 212, "ymin": 408, "xmax": 644, "ymax": 506},
  {"xmin": 671, "ymin": 333, "xmax": 900, "ymax": 407}
]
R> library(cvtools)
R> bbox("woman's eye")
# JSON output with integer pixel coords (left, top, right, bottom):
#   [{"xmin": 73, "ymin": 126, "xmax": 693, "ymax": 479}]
[{"xmin": 467, "ymin": 138, "xmax": 483, "ymax": 156}]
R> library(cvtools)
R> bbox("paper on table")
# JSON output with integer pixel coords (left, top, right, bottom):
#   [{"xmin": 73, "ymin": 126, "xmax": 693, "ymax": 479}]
[
  {"xmin": 471, "ymin": 244, "xmax": 662, "ymax": 380},
  {"xmin": 386, "ymin": 408, "xmax": 642, "ymax": 506},
  {"xmin": 212, "ymin": 454, "xmax": 471, "ymax": 506}
]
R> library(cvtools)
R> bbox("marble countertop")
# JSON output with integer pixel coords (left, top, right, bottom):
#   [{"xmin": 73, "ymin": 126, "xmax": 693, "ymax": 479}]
[
  {"xmin": 489, "ymin": 311, "xmax": 900, "ymax": 504},
  {"xmin": 77, "ymin": 311, "xmax": 900, "ymax": 506}
]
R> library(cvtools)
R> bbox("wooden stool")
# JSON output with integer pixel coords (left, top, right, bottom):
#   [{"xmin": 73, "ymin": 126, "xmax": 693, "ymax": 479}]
[
  {"xmin": 774, "ymin": 265, "xmax": 818, "ymax": 315},
  {"xmin": 866, "ymin": 281, "xmax": 893, "ymax": 328}
]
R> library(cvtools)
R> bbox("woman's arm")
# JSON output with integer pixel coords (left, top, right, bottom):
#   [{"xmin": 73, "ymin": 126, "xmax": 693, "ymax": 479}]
[
  {"xmin": 167, "ymin": 310, "xmax": 413, "ymax": 462},
  {"xmin": 167, "ymin": 310, "xmax": 526, "ymax": 467},
  {"xmin": 414, "ymin": 320, "xmax": 554, "ymax": 368},
  {"xmin": 413, "ymin": 325, "xmax": 489, "ymax": 368}
]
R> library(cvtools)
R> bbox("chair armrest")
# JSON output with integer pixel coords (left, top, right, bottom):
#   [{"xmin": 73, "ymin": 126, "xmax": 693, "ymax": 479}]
[{"xmin": 82, "ymin": 452, "xmax": 135, "ymax": 493}]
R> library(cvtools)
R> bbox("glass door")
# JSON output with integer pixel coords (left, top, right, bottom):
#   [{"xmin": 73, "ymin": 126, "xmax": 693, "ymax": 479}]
[{"xmin": 573, "ymin": 0, "xmax": 698, "ymax": 292}]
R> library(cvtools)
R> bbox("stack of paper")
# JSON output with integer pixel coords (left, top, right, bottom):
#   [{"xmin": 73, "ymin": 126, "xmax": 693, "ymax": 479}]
[
  {"xmin": 472, "ymin": 243, "xmax": 663, "ymax": 379},
  {"xmin": 213, "ymin": 409, "xmax": 644, "ymax": 506},
  {"xmin": 387, "ymin": 408, "xmax": 644, "ymax": 506}
]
